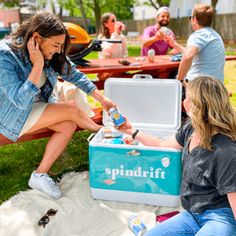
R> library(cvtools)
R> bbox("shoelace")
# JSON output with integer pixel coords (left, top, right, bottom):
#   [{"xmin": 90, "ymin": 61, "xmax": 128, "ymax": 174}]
[{"xmin": 40, "ymin": 174, "xmax": 58, "ymax": 191}]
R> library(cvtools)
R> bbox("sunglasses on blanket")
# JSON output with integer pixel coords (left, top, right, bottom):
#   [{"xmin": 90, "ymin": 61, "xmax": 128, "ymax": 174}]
[{"xmin": 38, "ymin": 208, "xmax": 58, "ymax": 228}]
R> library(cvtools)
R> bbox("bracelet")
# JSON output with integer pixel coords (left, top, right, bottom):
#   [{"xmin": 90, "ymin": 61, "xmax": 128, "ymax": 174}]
[{"xmin": 132, "ymin": 129, "xmax": 139, "ymax": 139}]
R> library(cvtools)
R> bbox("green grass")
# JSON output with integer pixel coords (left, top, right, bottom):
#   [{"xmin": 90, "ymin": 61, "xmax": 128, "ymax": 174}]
[
  {"xmin": 0, "ymin": 131, "xmax": 91, "ymax": 203},
  {"xmin": 0, "ymin": 45, "xmax": 236, "ymax": 204}
]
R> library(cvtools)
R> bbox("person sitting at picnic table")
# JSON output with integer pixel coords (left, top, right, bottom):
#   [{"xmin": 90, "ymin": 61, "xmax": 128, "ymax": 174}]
[
  {"xmin": 97, "ymin": 12, "xmax": 129, "ymax": 80},
  {"xmin": 0, "ymin": 12, "xmax": 116, "ymax": 199},
  {"xmin": 165, "ymin": 4, "xmax": 225, "ymax": 83},
  {"xmin": 98, "ymin": 12, "xmax": 128, "ymax": 59},
  {"xmin": 141, "ymin": 6, "xmax": 178, "ymax": 56},
  {"xmin": 117, "ymin": 76, "xmax": 236, "ymax": 236}
]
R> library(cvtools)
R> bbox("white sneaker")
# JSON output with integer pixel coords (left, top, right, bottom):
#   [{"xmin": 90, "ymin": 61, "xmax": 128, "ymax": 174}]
[{"xmin": 28, "ymin": 171, "xmax": 62, "ymax": 199}]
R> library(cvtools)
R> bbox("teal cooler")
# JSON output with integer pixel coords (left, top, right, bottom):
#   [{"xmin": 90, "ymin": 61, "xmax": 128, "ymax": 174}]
[{"xmin": 89, "ymin": 76, "xmax": 182, "ymax": 207}]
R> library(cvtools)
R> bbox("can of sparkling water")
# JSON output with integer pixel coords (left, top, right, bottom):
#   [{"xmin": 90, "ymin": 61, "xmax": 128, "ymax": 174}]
[
  {"xmin": 160, "ymin": 26, "xmax": 172, "ymax": 37},
  {"xmin": 109, "ymin": 107, "xmax": 125, "ymax": 126},
  {"xmin": 147, "ymin": 49, "xmax": 155, "ymax": 63},
  {"xmin": 128, "ymin": 214, "xmax": 147, "ymax": 236}
]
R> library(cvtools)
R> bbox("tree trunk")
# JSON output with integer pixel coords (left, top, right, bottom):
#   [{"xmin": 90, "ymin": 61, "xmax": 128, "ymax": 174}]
[
  {"xmin": 93, "ymin": 0, "xmax": 101, "ymax": 35},
  {"xmin": 50, "ymin": 0, "xmax": 56, "ymax": 14},
  {"xmin": 148, "ymin": 0, "xmax": 170, "ymax": 9},
  {"xmin": 211, "ymin": 0, "xmax": 218, "ymax": 29},
  {"xmin": 148, "ymin": 0, "xmax": 159, "ymax": 10},
  {"xmin": 59, "ymin": 6, "xmax": 63, "ymax": 16},
  {"xmin": 77, "ymin": 0, "xmax": 88, "ymax": 31}
]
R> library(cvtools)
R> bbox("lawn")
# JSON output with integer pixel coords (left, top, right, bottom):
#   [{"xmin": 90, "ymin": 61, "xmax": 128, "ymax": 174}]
[{"xmin": 0, "ymin": 45, "xmax": 236, "ymax": 204}]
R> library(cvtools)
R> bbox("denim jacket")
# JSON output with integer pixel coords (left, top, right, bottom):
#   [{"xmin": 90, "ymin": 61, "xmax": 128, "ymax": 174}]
[{"xmin": 0, "ymin": 39, "xmax": 96, "ymax": 141}]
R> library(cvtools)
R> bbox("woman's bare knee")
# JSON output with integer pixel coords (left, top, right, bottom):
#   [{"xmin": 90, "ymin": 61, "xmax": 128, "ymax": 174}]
[
  {"xmin": 66, "ymin": 100, "xmax": 89, "ymax": 118},
  {"xmin": 28, "ymin": 101, "xmax": 92, "ymax": 133},
  {"xmin": 50, "ymin": 121, "xmax": 77, "ymax": 137}
]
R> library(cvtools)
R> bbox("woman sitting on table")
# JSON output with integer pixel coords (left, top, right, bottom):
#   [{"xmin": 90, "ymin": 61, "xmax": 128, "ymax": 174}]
[
  {"xmin": 0, "ymin": 12, "xmax": 116, "ymax": 199},
  {"xmin": 117, "ymin": 76, "xmax": 236, "ymax": 236}
]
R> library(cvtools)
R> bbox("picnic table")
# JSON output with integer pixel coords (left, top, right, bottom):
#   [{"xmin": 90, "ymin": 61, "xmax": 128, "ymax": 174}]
[
  {"xmin": 0, "ymin": 55, "xmax": 235, "ymax": 146},
  {"xmin": 78, "ymin": 55, "xmax": 236, "ymax": 89},
  {"xmin": 79, "ymin": 55, "xmax": 179, "ymax": 75}
]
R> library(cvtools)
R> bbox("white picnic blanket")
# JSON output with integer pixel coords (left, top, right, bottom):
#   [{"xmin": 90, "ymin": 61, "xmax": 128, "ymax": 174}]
[{"xmin": 0, "ymin": 172, "xmax": 180, "ymax": 236}]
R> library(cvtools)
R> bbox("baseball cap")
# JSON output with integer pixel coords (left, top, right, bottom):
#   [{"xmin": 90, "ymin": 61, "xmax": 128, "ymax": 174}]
[{"xmin": 157, "ymin": 6, "xmax": 170, "ymax": 16}]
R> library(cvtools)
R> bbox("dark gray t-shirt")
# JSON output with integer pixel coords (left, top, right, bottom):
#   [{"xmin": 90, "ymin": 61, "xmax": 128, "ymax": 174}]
[{"xmin": 176, "ymin": 122, "xmax": 236, "ymax": 213}]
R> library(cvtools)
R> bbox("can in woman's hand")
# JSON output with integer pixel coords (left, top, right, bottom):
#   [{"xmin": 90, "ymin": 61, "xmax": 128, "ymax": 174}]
[{"xmin": 109, "ymin": 107, "xmax": 125, "ymax": 126}]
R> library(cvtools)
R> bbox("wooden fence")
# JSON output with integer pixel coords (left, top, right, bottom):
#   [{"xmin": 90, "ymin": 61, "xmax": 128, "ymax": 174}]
[{"xmin": 123, "ymin": 13, "xmax": 236, "ymax": 41}]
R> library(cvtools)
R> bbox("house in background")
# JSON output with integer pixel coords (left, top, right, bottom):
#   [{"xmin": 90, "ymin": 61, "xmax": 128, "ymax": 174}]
[
  {"xmin": 133, "ymin": 0, "xmax": 158, "ymax": 20},
  {"xmin": 169, "ymin": 0, "xmax": 236, "ymax": 18},
  {"xmin": 133, "ymin": 0, "xmax": 236, "ymax": 20},
  {"xmin": 0, "ymin": 9, "xmax": 20, "ymax": 28},
  {"xmin": 169, "ymin": 0, "xmax": 211, "ymax": 18},
  {"xmin": 0, "ymin": 8, "xmax": 20, "ymax": 38}
]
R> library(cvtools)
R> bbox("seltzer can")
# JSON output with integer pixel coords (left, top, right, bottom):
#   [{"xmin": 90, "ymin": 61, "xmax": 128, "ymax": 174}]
[
  {"xmin": 147, "ymin": 49, "xmax": 155, "ymax": 63},
  {"xmin": 128, "ymin": 214, "xmax": 147, "ymax": 236},
  {"xmin": 109, "ymin": 107, "xmax": 125, "ymax": 126}
]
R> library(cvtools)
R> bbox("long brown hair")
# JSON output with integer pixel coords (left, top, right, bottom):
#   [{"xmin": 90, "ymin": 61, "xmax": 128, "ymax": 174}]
[
  {"xmin": 187, "ymin": 76, "xmax": 236, "ymax": 150},
  {"xmin": 99, "ymin": 12, "xmax": 113, "ymax": 39},
  {"xmin": 8, "ymin": 11, "xmax": 71, "ymax": 75}
]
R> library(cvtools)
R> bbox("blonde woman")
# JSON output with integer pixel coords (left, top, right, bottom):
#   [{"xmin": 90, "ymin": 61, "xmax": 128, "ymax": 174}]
[{"xmin": 118, "ymin": 77, "xmax": 236, "ymax": 235}]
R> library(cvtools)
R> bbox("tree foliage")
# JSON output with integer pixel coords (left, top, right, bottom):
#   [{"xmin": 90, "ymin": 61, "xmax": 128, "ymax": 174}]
[
  {"xmin": 59, "ymin": 0, "xmax": 136, "ymax": 34},
  {"xmin": 0, "ymin": 0, "xmax": 19, "ymax": 8}
]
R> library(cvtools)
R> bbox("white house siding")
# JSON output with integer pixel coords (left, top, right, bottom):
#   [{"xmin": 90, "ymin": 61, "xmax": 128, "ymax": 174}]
[
  {"xmin": 216, "ymin": 0, "xmax": 236, "ymax": 14},
  {"xmin": 133, "ymin": 5, "xmax": 158, "ymax": 20},
  {"xmin": 133, "ymin": 0, "xmax": 159, "ymax": 20},
  {"xmin": 169, "ymin": 0, "xmax": 236, "ymax": 18},
  {"xmin": 169, "ymin": 0, "xmax": 211, "ymax": 18}
]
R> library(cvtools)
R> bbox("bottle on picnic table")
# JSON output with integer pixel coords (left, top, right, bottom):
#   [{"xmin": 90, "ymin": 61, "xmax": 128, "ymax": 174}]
[{"xmin": 147, "ymin": 49, "xmax": 155, "ymax": 63}]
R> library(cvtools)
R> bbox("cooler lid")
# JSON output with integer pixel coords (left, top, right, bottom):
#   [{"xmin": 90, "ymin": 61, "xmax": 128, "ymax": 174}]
[{"xmin": 103, "ymin": 76, "xmax": 182, "ymax": 131}]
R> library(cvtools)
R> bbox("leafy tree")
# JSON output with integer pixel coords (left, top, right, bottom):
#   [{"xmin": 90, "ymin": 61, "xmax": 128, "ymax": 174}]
[
  {"xmin": 60, "ymin": 0, "xmax": 136, "ymax": 34},
  {"xmin": 0, "ymin": 0, "xmax": 19, "ymax": 8},
  {"xmin": 1, "ymin": 0, "xmax": 136, "ymax": 34}
]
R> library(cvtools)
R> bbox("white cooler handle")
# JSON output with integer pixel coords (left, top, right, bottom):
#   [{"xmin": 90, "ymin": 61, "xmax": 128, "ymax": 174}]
[
  {"xmin": 87, "ymin": 133, "xmax": 96, "ymax": 142},
  {"xmin": 132, "ymin": 74, "xmax": 153, "ymax": 80}
]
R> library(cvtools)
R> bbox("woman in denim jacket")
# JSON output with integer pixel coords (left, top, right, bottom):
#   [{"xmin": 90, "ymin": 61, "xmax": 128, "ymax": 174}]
[{"xmin": 0, "ymin": 12, "xmax": 116, "ymax": 199}]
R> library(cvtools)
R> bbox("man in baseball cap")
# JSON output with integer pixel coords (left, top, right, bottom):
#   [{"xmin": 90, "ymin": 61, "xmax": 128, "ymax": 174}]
[{"xmin": 141, "ymin": 6, "xmax": 177, "ymax": 56}]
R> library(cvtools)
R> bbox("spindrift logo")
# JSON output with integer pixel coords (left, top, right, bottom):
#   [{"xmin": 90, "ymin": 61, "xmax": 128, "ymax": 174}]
[{"xmin": 105, "ymin": 164, "xmax": 166, "ymax": 180}]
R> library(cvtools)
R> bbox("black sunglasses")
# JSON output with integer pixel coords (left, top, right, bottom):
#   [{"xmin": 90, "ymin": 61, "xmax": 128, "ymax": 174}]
[{"xmin": 38, "ymin": 209, "xmax": 58, "ymax": 228}]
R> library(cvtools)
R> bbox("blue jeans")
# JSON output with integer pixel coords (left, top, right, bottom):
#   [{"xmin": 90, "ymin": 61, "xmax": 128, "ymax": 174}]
[{"xmin": 144, "ymin": 208, "xmax": 236, "ymax": 236}]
